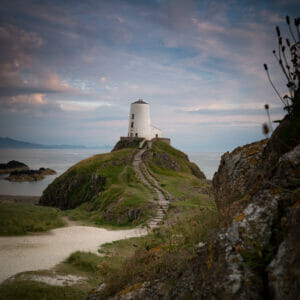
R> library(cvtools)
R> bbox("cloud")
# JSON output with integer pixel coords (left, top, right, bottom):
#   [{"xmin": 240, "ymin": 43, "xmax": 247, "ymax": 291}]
[
  {"xmin": 0, "ymin": 93, "xmax": 61, "ymax": 114},
  {"xmin": 0, "ymin": 0, "xmax": 295, "ymax": 150},
  {"xmin": 0, "ymin": 24, "xmax": 43, "ymax": 88}
]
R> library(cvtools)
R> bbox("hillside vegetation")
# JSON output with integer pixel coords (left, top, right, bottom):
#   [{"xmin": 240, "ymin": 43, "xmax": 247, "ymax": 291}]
[
  {"xmin": 40, "ymin": 148, "xmax": 154, "ymax": 227},
  {"xmin": 40, "ymin": 141, "xmax": 212, "ymax": 228},
  {"xmin": 0, "ymin": 203, "xmax": 65, "ymax": 236}
]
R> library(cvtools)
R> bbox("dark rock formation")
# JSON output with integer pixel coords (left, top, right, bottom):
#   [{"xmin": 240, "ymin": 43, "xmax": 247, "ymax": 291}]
[
  {"xmin": 6, "ymin": 168, "xmax": 56, "ymax": 182},
  {"xmin": 128, "ymin": 208, "xmax": 143, "ymax": 221},
  {"xmin": 0, "ymin": 160, "xmax": 28, "ymax": 174},
  {"xmin": 40, "ymin": 170, "xmax": 106, "ymax": 210}
]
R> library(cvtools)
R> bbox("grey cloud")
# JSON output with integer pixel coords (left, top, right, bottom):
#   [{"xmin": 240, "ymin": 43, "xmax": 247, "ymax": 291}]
[
  {"xmin": 186, "ymin": 107, "xmax": 283, "ymax": 116},
  {"xmin": 0, "ymin": 24, "xmax": 43, "ymax": 87}
]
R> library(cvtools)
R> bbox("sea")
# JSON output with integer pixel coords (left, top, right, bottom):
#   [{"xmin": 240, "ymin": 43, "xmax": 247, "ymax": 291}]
[{"xmin": 0, "ymin": 149, "xmax": 222, "ymax": 196}]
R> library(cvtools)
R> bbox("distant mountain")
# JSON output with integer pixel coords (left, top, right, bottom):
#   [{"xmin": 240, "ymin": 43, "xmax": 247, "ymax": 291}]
[{"xmin": 0, "ymin": 137, "xmax": 109, "ymax": 150}]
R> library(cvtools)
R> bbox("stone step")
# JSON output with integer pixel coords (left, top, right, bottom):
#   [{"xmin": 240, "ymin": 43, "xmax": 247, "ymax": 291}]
[{"xmin": 149, "ymin": 219, "xmax": 162, "ymax": 222}]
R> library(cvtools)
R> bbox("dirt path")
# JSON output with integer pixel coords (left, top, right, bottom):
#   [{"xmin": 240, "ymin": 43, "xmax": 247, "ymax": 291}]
[{"xmin": 133, "ymin": 148, "xmax": 171, "ymax": 229}]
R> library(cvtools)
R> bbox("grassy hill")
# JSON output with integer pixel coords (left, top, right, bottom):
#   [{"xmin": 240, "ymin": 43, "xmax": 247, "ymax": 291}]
[
  {"xmin": 40, "ymin": 140, "xmax": 213, "ymax": 228},
  {"xmin": 40, "ymin": 148, "xmax": 154, "ymax": 227}
]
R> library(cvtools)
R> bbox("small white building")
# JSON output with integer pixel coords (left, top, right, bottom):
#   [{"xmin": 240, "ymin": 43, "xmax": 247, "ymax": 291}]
[{"xmin": 128, "ymin": 99, "xmax": 162, "ymax": 140}]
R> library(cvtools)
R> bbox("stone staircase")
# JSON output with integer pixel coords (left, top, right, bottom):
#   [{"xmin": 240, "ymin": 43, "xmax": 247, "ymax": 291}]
[{"xmin": 132, "ymin": 148, "xmax": 171, "ymax": 229}]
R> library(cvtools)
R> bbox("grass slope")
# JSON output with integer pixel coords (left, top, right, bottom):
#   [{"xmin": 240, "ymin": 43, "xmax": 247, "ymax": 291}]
[
  {"xmin": 144, "ymin": 141, "xmax": 214, "ymax": 212},
  {"xmin": 0, "ymin": 203, "xmax": 65, "ymax": 236},
  {"xmin": 41, "ymin": 148, "xmax": 154, "ymax": 227}
]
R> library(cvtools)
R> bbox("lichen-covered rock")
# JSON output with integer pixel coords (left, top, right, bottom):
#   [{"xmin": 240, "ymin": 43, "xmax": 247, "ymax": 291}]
[{"xmin": 212, "ymin": 139, "xmax": 267, "ymax": 217}]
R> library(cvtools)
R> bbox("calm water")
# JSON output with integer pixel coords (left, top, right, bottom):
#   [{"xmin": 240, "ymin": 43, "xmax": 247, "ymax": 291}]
[
  {"xmin": 188, "ymin": 152, "xmax": 222, "ymax": 180},
  {"xmin": 0, "ymin": 149, "xmax": 222, "ymax": 196},
  {"xmin": 0, "ymin": 149, "xmax": 105, "ymax": 196}
]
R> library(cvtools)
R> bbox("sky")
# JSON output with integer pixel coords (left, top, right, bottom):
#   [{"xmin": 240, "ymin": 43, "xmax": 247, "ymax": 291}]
[{"xmin": 0, "ymin": 0, "xmax": 299, "ymax": 152}]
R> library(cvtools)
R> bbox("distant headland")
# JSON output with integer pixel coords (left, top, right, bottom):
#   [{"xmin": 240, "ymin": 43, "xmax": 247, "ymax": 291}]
[{"xmin": 0, "ymin": 137, "xmax": 110, "ymax": 150}]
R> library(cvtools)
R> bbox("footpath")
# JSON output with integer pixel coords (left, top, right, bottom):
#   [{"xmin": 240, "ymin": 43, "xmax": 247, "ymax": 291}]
[{"xmin": 132, "ymin": 147, "xmax": 171, "ymax": 229}]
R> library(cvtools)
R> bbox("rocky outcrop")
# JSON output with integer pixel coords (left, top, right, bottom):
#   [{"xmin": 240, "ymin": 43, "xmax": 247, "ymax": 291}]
[
  {"xmin": 40, "ymin": 169, "xmax": 106, "ymax": 210},
  {"xmin": 213, "ymin": 139, "xmax": 268, "ymax": 218},
  {"xmin": 201, "ymin": 118, "xmax": 300, "ymax": 299},
  {"xmin": 0, "ymin": 160, "xmax": 28, "ymax": 174},
  {"xmin": 6, "ymin": 168, "xmax": 56, "ymax": 182}
]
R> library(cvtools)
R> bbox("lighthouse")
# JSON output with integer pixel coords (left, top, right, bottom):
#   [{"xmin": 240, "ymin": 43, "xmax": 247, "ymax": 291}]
[{"xmin": 128, "ymin": 99, "xmax": 162, "ymax": 140}]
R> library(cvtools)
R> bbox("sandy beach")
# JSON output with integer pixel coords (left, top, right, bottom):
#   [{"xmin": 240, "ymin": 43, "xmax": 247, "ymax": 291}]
[{"xmin": 0, "ymin": 195, "xmax": 147, "ymax": 283}]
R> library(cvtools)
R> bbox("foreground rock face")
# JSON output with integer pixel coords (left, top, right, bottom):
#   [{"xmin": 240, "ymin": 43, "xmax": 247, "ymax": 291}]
[
  {"xmin": 213, "ymin": 139, "xmax": 268, "ymax": 218},
  {"xmin": 6, "ymin": 168, "xmax": 56, "ymax": 182},
  {"xmin": 0, "ymin": 160, "xmax": 28, "ymax": 174}
]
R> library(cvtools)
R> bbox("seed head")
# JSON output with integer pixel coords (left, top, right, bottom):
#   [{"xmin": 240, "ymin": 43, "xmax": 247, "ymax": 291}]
[
  {"xmin": 286, "ymin": 16, "xmax": 290, "ymax": 25},
  {"xmin": 262, "ymin": 123, "xmax": 270, "ymax": 135},
  {"xmin": 264, "ymin": 64, "xmax": 268, "ymax": 71},
  {"xmin": 276, "ymin": 26, "xmax": 281, "ymax": 37},
  {"xmin": 264, "ymin": 104, "xmax": 269, "ymax": 110}
]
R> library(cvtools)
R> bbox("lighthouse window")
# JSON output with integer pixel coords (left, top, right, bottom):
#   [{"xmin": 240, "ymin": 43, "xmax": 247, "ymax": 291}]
[
  {"xmin": 132, "ymin": 114, "xmax": 134, "ymax": 119},
  {"xmin": 135, "ymin": 133, "xmax": 138, "ymax": 137},
  {"xmin": 131, "ymin": 122, "xmax": 134, "ymax": 128}
]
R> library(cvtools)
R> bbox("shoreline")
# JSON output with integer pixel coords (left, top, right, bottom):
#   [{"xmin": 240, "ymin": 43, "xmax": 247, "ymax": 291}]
[{"xmin": 0, "ymin": 195, "xmax": 40, "ymax": 204}]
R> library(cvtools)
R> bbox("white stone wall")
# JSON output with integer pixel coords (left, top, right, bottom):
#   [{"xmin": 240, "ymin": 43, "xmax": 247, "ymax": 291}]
[{"xmin": 150, "ymin": 126, "xmax": 162, "ymax": 138}]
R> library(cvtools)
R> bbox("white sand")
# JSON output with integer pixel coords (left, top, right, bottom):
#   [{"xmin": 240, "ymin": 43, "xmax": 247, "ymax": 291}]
[{"xmin": 0, "ymin": 225, "xmax": 146, "ymax": 283}]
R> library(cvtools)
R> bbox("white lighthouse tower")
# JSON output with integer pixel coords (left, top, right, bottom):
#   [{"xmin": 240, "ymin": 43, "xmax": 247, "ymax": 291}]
[{"xmin": 128, "ymin": 99, "xmax": 162, "ymax": 140}]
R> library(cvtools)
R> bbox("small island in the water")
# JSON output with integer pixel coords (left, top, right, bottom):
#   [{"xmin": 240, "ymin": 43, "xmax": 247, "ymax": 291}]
[
  {"xmin": 0, "ymin": 160, "xmax": 56, "ymax": 182},
  {"xmin": 6, "ymin": 168, "xmax": 56, "ymax": 182},
  {"xmin": 0, "ymin": 160, "xmax": 29, "ymax": 174}
]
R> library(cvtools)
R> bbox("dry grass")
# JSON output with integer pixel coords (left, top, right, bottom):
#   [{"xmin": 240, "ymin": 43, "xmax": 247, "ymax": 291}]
[{"xmin": 100, "ymin": 207, "xmax": 219, "ymax": 297}]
